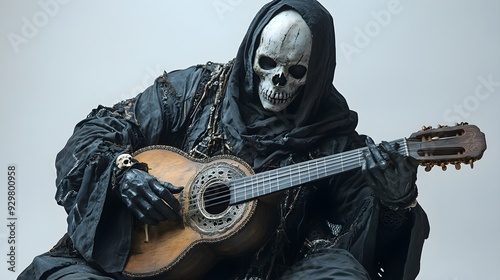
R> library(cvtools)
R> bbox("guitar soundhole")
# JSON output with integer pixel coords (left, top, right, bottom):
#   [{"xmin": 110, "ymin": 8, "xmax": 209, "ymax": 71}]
[
  {"xmin": 203, "ymin": 182, "xmax": 230, "ymax": 215},
  {"xmin": 187, "ymin": 161, "xmax": 249, "ymax": 234}
]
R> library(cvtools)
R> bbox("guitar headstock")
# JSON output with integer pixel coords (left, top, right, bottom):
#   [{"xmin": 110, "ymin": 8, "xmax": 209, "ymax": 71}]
[{"xmin": 406, "ymin": 123, "xmax": 486, "ymax": 171}]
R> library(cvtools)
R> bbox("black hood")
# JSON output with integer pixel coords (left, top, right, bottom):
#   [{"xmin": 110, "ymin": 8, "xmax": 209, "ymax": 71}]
[{"xmin": 221, "ymin": 0, "xmax": 359, "ymax": 169}]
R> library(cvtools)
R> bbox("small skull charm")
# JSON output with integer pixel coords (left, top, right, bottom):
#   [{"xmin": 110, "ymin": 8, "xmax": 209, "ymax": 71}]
[{"xmin": 116, "ymin": 154, "xmax": 133, "ymax": 169}]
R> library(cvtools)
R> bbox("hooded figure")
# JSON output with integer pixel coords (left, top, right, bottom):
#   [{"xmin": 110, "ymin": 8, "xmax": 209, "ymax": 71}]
[{"xmin": 19, "ymin": 0, "xmax": 429, "ymax": 279}]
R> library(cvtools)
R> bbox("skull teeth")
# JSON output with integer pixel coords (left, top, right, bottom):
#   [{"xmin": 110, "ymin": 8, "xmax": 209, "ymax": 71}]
[{"xmin": 263, "ymin": 89, "xmax": 292, "ymax": 104}]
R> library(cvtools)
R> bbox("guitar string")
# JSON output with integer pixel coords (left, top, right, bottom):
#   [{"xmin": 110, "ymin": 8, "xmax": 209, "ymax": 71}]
[
  {"xmin": 189, "ymin": 141, "xmax": 409, "ymax": 212},
  {"xmin": 182, "ymin": 148, "xmax": 371, "ymax": 215},
  {"xmin": 180, "ymin": 149, "xmax": 356, "ymax": 213},
  {"xmin": 205, "ymin": 139, "xmax": 409, "ymax": 204},
  {"xmin": 186, "ymin": 141, "xmax": 409, "ymax": 212},
  {"xmin": 183, "ymin": 140, "xmax": 409, "ymax": 214}
]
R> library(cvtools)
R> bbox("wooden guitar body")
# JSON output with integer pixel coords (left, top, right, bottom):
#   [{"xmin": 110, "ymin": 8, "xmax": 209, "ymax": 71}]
[{"xmin": 122, "ymin": 146, "xmax": 277, "ymax": 280}]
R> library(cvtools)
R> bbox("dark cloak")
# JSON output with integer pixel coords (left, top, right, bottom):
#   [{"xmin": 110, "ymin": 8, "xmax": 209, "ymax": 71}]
[{"xmin": 19, "ymin": 0, "xmax": 429, "ymax": 279}]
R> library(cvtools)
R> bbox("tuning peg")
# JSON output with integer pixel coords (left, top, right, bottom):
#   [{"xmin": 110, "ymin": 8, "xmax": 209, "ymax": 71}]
[
  {"xmin": 469, "ymin": 159, "xmax": 474, "ymax": 169},
  {"xmin": 424, "ymin": 165, "xmax": 433, "ymax": 172},
  {"xmin": 440, "ymin": 163, "xmax": 447, "ymax": 171},
  {"xmin": 454, "ymin": 163, "xmax": 461, "ymax": 170}
]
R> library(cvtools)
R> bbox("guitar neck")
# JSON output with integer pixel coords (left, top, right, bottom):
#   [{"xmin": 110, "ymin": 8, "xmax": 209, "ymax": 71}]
[{"xmin": 228, "ymin": 138, "xmax": 408, "ymax": 205}]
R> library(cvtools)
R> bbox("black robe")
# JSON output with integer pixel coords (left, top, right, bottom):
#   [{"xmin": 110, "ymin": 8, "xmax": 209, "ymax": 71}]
[{"xmin": 19, "ymin": 0, "xmax": 429, "ymax": 279}]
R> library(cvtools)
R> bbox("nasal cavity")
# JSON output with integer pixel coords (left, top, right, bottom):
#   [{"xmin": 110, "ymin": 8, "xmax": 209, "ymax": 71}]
[{"xmin": 272, "ymin": 73, "xmax": 287, "ymax": 86}]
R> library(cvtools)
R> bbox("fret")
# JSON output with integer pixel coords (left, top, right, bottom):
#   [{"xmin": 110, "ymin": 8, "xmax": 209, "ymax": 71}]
[
  {"xmin": 267, "ymin": 173, "xmax": 272, "ymax": 195},
  {"xmin": 308, "ymin": 160, "xmax": 313, "ymax": 181},
  {"xmin": 255, "ymin": 174, "xmax": 260, "ymax": 197},
  {"xmin": 297, "ymin": 163, "xmax": 302, "ymax": 185},
  {"xmin": 250, "ymin": 176, "xmax": 254, "ymax": 199},
  {"xmin": 306, "ymin": 163, "xmax": 310, "ymax": 182},
  {"xmin": 340, "ymin": 152, "xmax": 344, "ymax": 172},
  {"xmin": 243, "ymin": 178, "xmax": 247, "ymax": 202},
  {"xmin": 254, "ymin": 175, "xmax": 258, "ymax": 197},
  {"xmin": 253, "ymin": 173, "xmax": 258, "ymax": 198},
  {"xmin": 314, "ymin": 159, "xmax": 318, "ymax": 181},
  {"xmin": 323, "ymin": 157, "xmax": 327, "ymax": 178}
]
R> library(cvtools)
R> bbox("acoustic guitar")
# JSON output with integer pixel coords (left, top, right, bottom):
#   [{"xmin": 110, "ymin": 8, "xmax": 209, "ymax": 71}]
[{"xmin": 121, "ymin": 123, "xmax": 486, "ymax": 280}]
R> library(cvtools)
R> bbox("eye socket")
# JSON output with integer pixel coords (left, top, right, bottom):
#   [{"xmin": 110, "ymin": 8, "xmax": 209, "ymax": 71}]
[
  {"xmin": 289, "ymin": 65, "xmax": 307, "ymax": 79},
  {"xmin": 258, "ymin": 56, "xmax": 277, "ymax": 70}
]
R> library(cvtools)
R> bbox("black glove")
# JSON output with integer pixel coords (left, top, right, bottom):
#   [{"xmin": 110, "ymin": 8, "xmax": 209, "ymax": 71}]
[
  {"xmin": 362, "ymin": 137, "xmax": 418, "ymax": 210},
  {"xmin": 117, "ymin": 168, "xmax": 183, "ymax": 224}
]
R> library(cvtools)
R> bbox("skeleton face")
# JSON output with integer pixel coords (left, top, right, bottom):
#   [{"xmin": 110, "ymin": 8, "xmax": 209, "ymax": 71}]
[{"xmin": 253, "ymin": 10, "xmax": 312, "ymax": 112}]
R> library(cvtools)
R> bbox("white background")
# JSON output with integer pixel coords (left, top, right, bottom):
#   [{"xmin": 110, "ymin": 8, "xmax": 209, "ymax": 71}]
[{"xmin": 1, "ymin": 1, "xmax": 499, "ymax": 279}]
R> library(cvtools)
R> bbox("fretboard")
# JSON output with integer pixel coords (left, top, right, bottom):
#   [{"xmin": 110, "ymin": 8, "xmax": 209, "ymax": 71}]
[{"xmin": 227, "ymin": 138, "xmax": 408, "ymax": 205}]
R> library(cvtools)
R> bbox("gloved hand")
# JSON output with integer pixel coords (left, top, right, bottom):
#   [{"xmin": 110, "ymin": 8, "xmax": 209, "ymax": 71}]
[
  {"xmin": 362, "ymin": 137, "xmax": 418, "ymax": 210},
  {"xmin": 116, "ymin": 168, "xmax": 183, "ymax": 224}
]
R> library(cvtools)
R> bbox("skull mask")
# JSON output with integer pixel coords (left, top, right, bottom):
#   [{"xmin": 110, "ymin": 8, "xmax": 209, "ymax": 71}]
[{"xmin": 253, "ymin": 10, "xmax": 312, "ymax": 112}]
